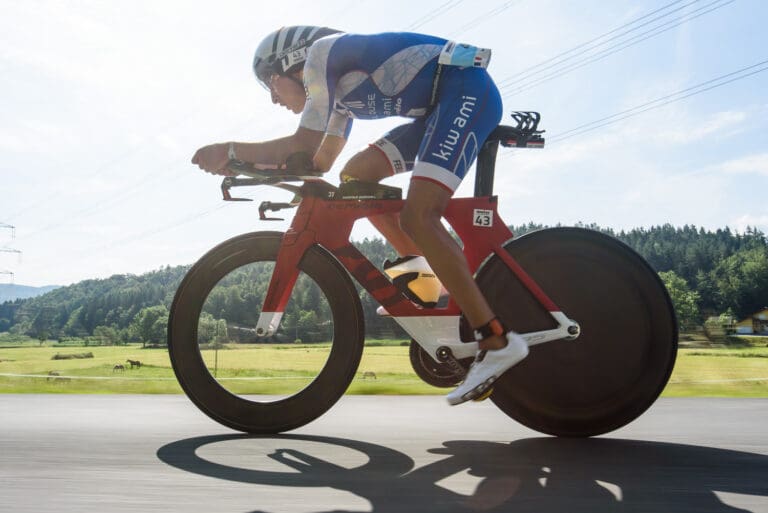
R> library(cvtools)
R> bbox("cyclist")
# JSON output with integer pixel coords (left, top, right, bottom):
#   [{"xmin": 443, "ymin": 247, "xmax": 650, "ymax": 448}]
[{"xmin": 191, "ymin": 26, "xmax": 529, "ymax": 405}]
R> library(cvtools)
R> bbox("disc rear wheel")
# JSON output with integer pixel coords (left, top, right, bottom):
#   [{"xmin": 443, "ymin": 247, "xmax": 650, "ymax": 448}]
[{"xmin": 476, "ymin": 228, "xmax": 677, "ymax": 437}]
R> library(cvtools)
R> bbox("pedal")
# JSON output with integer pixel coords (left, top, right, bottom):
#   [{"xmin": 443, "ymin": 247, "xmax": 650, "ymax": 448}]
[
  {"xmin": 473, "ymin": 387, "xmax": 494, "ymax": 402},
  {"xmin": 436, "ymin": 346, "xmax": 468, "ymax": 382}
]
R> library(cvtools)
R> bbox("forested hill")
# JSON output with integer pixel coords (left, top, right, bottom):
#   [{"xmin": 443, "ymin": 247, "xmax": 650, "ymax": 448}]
[
  {"xmin": 0, "ymin": 265, "xmax": 190, "ymax": 339},
  {"xmin": 515, "ymin": 223, "xmax": 768, "ymax": 324},
  {"xmin": 1, "ymin": 225, "xmax": 766, "ymax": 342}
]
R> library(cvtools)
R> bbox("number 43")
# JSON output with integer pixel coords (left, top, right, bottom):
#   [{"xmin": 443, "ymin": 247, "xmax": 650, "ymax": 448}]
[{"xmin": 473, "ymin": 209, "xmax": 493, "ymax": 227}]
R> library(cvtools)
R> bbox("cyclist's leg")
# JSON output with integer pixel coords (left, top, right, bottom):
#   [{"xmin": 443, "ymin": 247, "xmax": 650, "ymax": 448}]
[
  {"xmin": 404, "ymin": 66, "xmax": 504, "ymax": 338},
  {"xmin": 340, "ymin": 145, "xmax": 420, "ymax": 256},
  {"xmin": 400, "ymin": 66, "xmax": 527, "ymax": 404},
  {"xmin": 340, "ymin": 120, "xmax": 427, "ymax": 257},
  {"xmin": 401, "ymin": 180, "xmax": 503, "ymax": 349}
]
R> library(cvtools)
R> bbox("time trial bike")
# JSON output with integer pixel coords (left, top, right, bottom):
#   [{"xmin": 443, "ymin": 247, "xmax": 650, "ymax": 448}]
[{"xmin": 167, "ymin": 112, "xmax": 678, "ymax": 437}]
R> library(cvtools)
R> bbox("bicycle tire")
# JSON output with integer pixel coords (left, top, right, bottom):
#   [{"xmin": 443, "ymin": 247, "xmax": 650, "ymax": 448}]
[
  {"xmin": 168, "ymin": 231, "xmax": 365, "ymax": 434},
  {"xmin": 476, "ymin": 227, "xmax": 678, "ymax": 437}
]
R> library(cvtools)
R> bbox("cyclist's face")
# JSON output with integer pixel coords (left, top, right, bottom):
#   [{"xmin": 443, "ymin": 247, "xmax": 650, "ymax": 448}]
[{"xmin": 269, "ymin": 74, "xmax": 306, "ymax": 114}]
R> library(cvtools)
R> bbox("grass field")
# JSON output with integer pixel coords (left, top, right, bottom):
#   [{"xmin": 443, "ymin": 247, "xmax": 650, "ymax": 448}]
[{"xmin": 1, "ymin": 340, "xmax": 767, "ymax": 397}]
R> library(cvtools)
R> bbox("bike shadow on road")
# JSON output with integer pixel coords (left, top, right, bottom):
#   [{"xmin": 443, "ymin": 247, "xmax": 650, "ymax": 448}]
[{"xmin": 157, "ymin": 434, "xmax": 767, "ymax": 513}]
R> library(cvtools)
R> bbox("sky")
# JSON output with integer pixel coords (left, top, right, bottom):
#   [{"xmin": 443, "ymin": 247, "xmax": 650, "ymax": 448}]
[{"xmin": 1, "ymin": 0, "xmax": 767, "ymax": 287}]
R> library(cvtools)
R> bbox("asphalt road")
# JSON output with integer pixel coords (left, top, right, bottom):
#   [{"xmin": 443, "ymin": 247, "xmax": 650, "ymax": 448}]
[{"xmin": 1, "ymin": 395, "xmax": 767, "ymax": 513}]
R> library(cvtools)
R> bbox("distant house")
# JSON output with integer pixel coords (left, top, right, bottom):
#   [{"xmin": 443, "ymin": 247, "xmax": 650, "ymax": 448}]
[{"xmin": 735, "ymin": 308, "xmax": 768, "ymax": 335}]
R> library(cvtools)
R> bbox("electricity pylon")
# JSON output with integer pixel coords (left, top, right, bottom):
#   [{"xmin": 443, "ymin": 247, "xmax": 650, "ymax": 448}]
[{"xmin": 0, "ymin": 223, "xmax": 20, "ymax": 284}]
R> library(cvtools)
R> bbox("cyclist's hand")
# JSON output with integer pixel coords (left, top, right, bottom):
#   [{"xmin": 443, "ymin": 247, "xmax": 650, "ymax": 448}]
[{"xmin": 191, "ymin": 143, "xmax": 235, "ymax": 176}]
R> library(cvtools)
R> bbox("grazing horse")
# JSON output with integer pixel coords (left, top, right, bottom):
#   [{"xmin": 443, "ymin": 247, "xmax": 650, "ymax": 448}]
[
  {"xmin": 362, "ymin": 371, "xmax": 377, "ymax": 380},
  {"xmin": 126, "ymin": 359, "xmax": 142, "ymax": 369},
  {"xmin": 113, "ymin": 364, "xmax": 125, "ymax": 372}
]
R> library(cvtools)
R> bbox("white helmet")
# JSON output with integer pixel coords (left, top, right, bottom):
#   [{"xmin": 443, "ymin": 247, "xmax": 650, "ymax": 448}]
[{"xmin": 252, "ymin": 26, "xmax": 341, "ymax": 89}]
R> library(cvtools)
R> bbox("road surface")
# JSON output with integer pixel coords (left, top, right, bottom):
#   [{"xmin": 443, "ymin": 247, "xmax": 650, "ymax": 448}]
[{"xmin": 1, "ymin": 395, "xmax": 767, "ymax": 512}]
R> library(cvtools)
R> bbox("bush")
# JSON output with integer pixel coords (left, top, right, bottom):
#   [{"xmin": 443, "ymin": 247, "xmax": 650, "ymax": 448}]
[{"xmin": 52, "ymin": 352, "xmax": 94, "ymax": 360}]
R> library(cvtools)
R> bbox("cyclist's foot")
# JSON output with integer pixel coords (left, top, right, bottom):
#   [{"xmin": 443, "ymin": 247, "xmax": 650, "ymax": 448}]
[{"xmin": 446, "ymin": 332, "xmax": 529, "ymax": 406}]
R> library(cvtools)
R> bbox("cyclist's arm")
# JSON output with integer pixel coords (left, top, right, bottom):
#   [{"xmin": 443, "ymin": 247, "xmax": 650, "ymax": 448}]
[
  {"xmin": 313, "ymin": 134, "xmax": 346, "ymax": 173},
  {"xmin": 192, "ymin": 127, "xmax": 324, "ymax": 175},
  {"xmin": 231, "ymin": 126, "xmax": 324, "ymax": 167}
]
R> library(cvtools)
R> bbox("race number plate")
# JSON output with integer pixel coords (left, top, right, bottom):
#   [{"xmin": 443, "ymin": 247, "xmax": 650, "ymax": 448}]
[{"xmin": 473, "ymin": 209, "xmax": 493, "ymax": 227}]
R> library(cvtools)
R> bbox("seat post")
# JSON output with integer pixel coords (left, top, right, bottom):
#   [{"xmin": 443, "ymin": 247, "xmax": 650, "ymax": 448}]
[{"xmin": 474, "ymin": 138, "xmax": 499, "ymax": 197}]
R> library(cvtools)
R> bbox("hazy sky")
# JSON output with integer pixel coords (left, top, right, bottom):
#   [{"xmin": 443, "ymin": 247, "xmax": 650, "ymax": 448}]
[{"xmin": 1, "ymin": 0, "xmax": 767, "ymax": 286}]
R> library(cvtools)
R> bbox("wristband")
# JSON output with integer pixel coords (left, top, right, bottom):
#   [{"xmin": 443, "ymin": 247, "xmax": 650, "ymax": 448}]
[
  {"xmin": 228, "ymin": 142, "xmax": 237, "ymax": 161},
  {"xmin": 475, "ymin": 317, "xmax": 507, "ymax": 341}
]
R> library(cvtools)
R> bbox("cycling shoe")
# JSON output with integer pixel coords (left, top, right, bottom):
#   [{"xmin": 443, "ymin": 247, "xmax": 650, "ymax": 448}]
[{"xmin": 446, "ymin": 332, "xmax": 529, "ymax": 406}]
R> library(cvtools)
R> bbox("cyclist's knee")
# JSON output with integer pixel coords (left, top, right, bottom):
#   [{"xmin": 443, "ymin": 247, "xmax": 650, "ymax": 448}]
[
  {"xmin": 401, "ymin": 180, "xmax": 452, "ymax": 242},
  {"xmin": 400, "ymin": 209, "xmax": 424, "ymax": 241},
  {"xmin": 340, "ymin": 147, "xmax": 392, "ymax": 183},
  {"xmin": 400, "ymin": 202, "xmax": 441, "ymax": 242}
]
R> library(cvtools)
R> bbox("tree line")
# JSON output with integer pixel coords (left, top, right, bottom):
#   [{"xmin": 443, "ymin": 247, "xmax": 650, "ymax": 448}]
[{"xmin": 1, "ymin": 224, "xmax": 766, "ymax": 344}]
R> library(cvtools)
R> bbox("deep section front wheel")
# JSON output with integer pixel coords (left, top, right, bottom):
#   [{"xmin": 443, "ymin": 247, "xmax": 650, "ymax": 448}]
[
  {"xmin": 476, "ymin": 227, "xmax": 678, "ymax": 437},
  {"xmin": 168, "ymin": 231, "xmax": 365, "ymax": 433}
]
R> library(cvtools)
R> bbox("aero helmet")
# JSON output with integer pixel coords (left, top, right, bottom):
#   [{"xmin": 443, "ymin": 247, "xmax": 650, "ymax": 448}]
[{"xmin": 252, "ymin": 26, "xmax": 341, "ymax": 89}]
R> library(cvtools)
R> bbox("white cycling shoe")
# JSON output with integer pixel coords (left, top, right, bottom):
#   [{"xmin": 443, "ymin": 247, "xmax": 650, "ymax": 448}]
[{"xmin": 446, "ymin": 332, "xmax": 529, "ymax": 406}]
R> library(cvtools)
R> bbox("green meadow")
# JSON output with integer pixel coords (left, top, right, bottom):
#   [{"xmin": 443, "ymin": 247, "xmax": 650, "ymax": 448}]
[{"xmin": 0, "ymin": 339, "xmax": 766, "ymax": 397}]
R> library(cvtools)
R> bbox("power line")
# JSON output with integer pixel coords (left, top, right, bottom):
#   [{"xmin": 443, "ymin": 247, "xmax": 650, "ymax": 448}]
[
  {"xmin": 447, "ymin": 0, "xmax": 524, "ymax": 38},
  {"xmin": 13, "ymin": 163, "xmax": 191, "ymax": 243},
  {"xmin": 1, "ymin": 113, "xmax": 197, "ymax": 223},
  {"xmin": 16, "ymin": 198, "xmax": 235, "ymax": 278},
  {"xmin": 44, "ymin": 183, "xmax": 267, "ymax": 262},
  {"xmin": 88, "ymin": 202, "xmax": 231, "ymax": 252},
  {"xmin": 2, "ymin": 40, "xmax": 261, "ymax": 226},
  {"xmin": 11, "ymin": 112, "xmax": 259, "ymax": 243},
  {"xmin": 0, "ymin": 223, "xmax": 15, "ymax": 238},
  {"xmin": 548, "ymin": 59, "xmax": 768, "ymax": 144},
  {"xmin": 497, "ymin": 0, "xmax": 694, "ymax": 89},
  {"xmin": 8, "ymin": 2, "xmax": 683, "ymax": 244},
  {"xmin": 404, "ymin": 0, "xmax": 468, "ymax": 31},
  {"xmin": 63, "ymin": 56, "xmax": 768, "ymax": 260},
  {"xmin": 498, "ymin": 0, "xmax": 736, "ymax": 97},
  {"xmin": 25, "ymin": 38, "xmax": 763, "ymax": 258},
  {"xmin": 499, "ymin": 58, "xmax": 768, "ymax": 154}
]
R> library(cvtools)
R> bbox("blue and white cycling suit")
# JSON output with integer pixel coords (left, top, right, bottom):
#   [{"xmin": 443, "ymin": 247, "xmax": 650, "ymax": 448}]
[{"xmin": 301, "ymin": 32, "xmax": 503, "ymax": 192}]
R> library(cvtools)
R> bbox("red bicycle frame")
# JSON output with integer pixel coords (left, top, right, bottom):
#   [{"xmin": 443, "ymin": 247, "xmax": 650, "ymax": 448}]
[{"xmin": 255, "ymin": 185, "xmax": 578, "ymax": 361}]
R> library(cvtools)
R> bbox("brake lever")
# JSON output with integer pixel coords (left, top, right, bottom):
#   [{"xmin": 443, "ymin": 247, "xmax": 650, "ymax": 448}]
[
  {"xmin": 221, "ymin": 176, "xmax": 254, "ymax": 201},
  {"xmin": 259, "ymin": 201, "xmax": 296, "ymax": 221}
]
